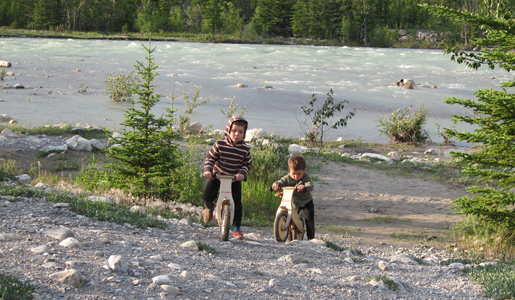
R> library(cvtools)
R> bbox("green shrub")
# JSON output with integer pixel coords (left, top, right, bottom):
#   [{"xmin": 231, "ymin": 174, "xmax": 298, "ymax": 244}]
[
  {"xmin": 0, "ymin": 272, "xmax": 34, "ymax": 300},
  {"xmin": 464, "ymin": 261, "xmax": 515, "ymax": 299},
  {"xmin": 376, "ymin": 103, "xmax": 429, "ymax": 144},
  {"xmin": 365, "ymin": 275, "xmax": 399, "ymax": 291},
  {"xmin": 104, "ymin": 71, "xmax": 138, "ymax": 102},
  {"xmin": 0, "ymin": 68, "xmax": 5, "ymax": 80}
]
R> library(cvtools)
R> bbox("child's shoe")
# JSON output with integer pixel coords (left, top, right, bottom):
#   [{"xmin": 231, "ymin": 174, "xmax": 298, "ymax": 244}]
[
  {"xmin": 203, "ymin": 208, "xmax": 214, "ymax": 223},
  {"xmin": 233, "ymin": 230, "xmax": 244, "ymax": 240}
]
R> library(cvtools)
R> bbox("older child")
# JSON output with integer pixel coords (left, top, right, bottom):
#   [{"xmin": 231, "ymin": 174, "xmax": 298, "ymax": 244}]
[
  {"xmin": 272, "ymin": 155, "xmax": 315, "ymax": 240},
  {"xmin": 202, "ymin": 115, "xmax": 252, "ymax": 239}
]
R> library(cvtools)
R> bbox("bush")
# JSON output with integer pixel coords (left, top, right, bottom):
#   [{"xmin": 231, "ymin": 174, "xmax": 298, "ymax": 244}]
[
  {"xmin": 377, "ymin": 103, "xmax": 429, "ymax": 144},
  {"xmin": 0, "ymin": 272, "xmax": 34, "ymax": 300},
  {"xmin": 104, "ymin": 71, "xmax": 138, "ymax": 102}
]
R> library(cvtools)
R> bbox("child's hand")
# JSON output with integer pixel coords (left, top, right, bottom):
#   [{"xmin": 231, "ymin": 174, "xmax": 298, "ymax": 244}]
[
  {"xmin": 272, "ymin": 183, "xmax": 279, "ymax": 191},
  {"xmin": 235, "ymin": 174, "xmax": 244, "ymax": 181},
  {"xmin": 203, "ymin": 171, "xmax": 212, "ymax": 179},
  {"xmin": 297, "ymin": 184, "xmax": 305, "ymax": 192}
]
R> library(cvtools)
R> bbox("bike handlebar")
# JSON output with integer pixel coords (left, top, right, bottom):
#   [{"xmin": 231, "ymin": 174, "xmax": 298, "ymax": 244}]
[
  {"xmin": 202, "ymin": 172, "xmax": 247, "ymax": 182},
  {"xmin": 269, "ymin": 186, "xmax": 307, "ymax": 193}
]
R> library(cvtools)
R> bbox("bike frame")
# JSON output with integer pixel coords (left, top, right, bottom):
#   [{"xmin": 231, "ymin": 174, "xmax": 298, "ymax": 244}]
[
  {"xmin": 215, "ymin": 174, "xmax": 235, "ymax": 228},
  {"xmin": 275, "ymin": 187, "xmax": 304, "ymax": 234}
]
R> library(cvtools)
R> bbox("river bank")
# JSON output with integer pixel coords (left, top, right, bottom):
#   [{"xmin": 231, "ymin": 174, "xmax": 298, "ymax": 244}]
[{"xmin": 0, "ymin": 28, "xmax": 456, "ymax": 49}]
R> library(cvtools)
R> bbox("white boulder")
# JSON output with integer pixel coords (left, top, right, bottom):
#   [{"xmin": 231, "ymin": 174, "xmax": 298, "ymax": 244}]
[
  {"xmin": 288, "ymin": 144, "xmax": 308, "ymax": 153},
  {"xmin": 245, "ymin": 128, "xmax": 266, "ymax": 142}
]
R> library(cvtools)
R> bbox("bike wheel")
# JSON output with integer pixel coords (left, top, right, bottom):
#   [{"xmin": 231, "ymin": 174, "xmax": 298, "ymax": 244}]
[
  {"xmin": 273, "ymin": 211, "xmax": 289, "ymax": 242},
  {"xmin": 220, "ymin": 205, "xmax": 231, "ymax": 241},
  {"xmin": 292, "ymin": 218, "xmax": 306, "ymax": 241}
]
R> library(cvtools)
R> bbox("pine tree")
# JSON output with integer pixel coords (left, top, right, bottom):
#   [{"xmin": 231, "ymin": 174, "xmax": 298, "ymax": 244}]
[
  {"xmin": 106, "ymin": 40, "xmax": 181, "ymax": 199},
  {"xmin": 423, "ymin": 1, "xmax": 515, "ymax": 232}
]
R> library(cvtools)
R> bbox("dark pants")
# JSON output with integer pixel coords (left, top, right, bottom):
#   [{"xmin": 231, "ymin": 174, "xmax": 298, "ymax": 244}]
[
  {"xmin": 202, "ymin": 179, "xmax": 242, "ymax": 228},
  {"xmin": 299, "ymin": 199, "xmax": 315, "ymax": 240}
]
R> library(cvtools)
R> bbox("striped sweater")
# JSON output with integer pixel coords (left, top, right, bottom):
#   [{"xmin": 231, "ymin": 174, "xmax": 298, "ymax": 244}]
[{"xmin": 204, "ymin": 116, "xmax": 252, "ymax": 176}]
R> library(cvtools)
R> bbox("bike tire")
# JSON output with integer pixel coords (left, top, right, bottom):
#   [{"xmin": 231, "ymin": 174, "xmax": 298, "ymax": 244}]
[
  {"xmin": 273, "ymin": 211, "xmax": 289, "ymax": 242},
  {"xmin": 220, "ymin": 205, "xmax": 231, "ymax": 241},
  {"xmin": 292, "ymin": 217, "xmax": 306, "ymax": 241}
]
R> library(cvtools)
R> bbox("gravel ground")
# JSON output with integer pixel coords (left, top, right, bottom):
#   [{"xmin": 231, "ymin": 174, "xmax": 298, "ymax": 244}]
[{"xmin": 0, "ymin": 187, "xmax": 489, "ymax": 300}]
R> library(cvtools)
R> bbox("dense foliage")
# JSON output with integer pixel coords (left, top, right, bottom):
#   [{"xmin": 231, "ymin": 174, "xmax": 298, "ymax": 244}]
[
  {"xmin": 424, "ymin": 1, "xmax": 515, "ymax": 237},
  {"xmin": 2, "ymin": 0, "xmax": 513, "ymax": 46},
  {"xmin": 376, "ymin": 103, "xmax": 429, "ymax": 144}
]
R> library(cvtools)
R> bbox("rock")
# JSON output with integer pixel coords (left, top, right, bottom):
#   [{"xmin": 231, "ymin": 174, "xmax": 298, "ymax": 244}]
[
  {"xmin": 0, "ymin": 114, "xmax": 13, "ymax": 122},
  {"xmin": 0, "ymin": 136, "xmax": 7, "ymax": 143},
  {"xmin": 130, "ymin": 205, "xmax": 146, "ymax": 214},
  {"xmin": 378, "ymin": 260, "xmax": 389, "ymax": 271},
  {"xmin": 41, "ymin": 144, "xmax": 68, "ymax": 152},
  {"xmin": 31, "ymin": 245, "xmax": 51, "ymax": 254},
  {"xmin": 15, "ymin": 174, "xmax": 31, "ymax": 184},
  {"xmin": 188, "ymin": 122, "xmax": 204, "ymax": 134},
  {"xmin": 0, "ymin": 128, "xmax": 16, "ymax": 137},
  {"xmin": 90, "ymin": 138, "xmax": 105, "ymax": 149},
  {"xmin": 49, "ymin": 269, "xmax": 85, "ymax": 287},
  {"xmin": 0, "ymin": 61, "xmax": 11, "ymax": 67},
  {"xmin": 361, "ymin": 153, "xmax": 395, "ymax": 164},
  {"xmin": 161, "ymin": 285, "xmax": 181, "ymax": 295},
  {"xmin": 424, "ymin": 148, "xmax": 438, "ymax": 155},
  {"xmin": 277, "ymin": 254, "xmax": 308, "ymax": 264},
  {"xmin": 168, "ymin": 263, "xmax": 184, "ymax": 270},
  {"xmin": 288, "ymin": 144, "xmax": 308, "ymax": 153},
  {"xmin": 387, "ymin": 151, "xmax": 400, "ymax": 160},
  {"xmin": 44, "ymin": 228, "xmax": 75, "ymax": 241},
  {"xmin": 108, "ymin": 255, "xmax": 129, "ymax": 273},
  {"xmin": 263, "ymin": 85, "xmax": 273, "ymax": 89},
  {"xmin": 233, "ymin": 83, "xmax": 248, "ymax": 88},
  {"xmin": 390, "ymin": 254, "xmax": 419, "ymax": 265},
  {"xmin": 8, "ymin": 119, "xmax": 17, "ymax": 124},
  {"xmin": 87, "ymin": 196, "xmax": 113, "ymax": 204},
  {"xmin": 181, "ymin": 240, "xmax": 198, "ymax": 250},
  {"xmin": 59, "ymin": 237, "xmax": 82, "ymax": 248},
  {"xmin": 152, "ymin": 275, "xmax": 170, "ymax": 285},
  {"xmin": 14, "ymin": 84, "xmax": 25, "ymax": 89},
  {"xmin": 245, "ymin": 128, "xmax": 266, "ymax": 142},
  {"xmin": 66, "ymin": 135, "xmax": 92, "ymax": 151}
]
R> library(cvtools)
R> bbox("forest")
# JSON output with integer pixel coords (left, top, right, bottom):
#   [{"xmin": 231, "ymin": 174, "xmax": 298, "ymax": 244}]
[{"xmin": 1, "ymin": 0, "xmax": 514, "ymax": 47}]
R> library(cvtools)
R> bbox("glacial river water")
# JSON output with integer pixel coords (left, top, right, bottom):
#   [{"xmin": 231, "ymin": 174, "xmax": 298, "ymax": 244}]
[{"xmin": 0, "ymin": 37, "xmax": 511, "ymax": 145}]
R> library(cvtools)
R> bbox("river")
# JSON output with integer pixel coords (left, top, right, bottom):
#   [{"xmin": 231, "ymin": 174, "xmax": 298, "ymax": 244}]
[{"xmin": 0, "ymin": 37, "xmax": 510, "ymax": 145}]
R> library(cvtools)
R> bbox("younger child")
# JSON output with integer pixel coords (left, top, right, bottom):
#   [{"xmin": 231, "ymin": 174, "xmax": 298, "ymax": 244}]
[
  {"xmin": 272, "ymin": 155, "xmax": 315, "ymax": 240},
  {"xmin": 202, "ymin": 115, "xmax": 252, "ymax": 240}
]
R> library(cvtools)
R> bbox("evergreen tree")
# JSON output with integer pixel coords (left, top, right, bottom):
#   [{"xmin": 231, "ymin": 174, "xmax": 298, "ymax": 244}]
[
  {"xmin": 423, "ymin": 1, "xmax": 515, "ymax": 232},
  {"xmin": 252, "ymin": 0, "xmax": 294, "ymax": 36},
  {"xmin": 203, "ymin": 0, "xmax": 225, "ymax": 34},
  {"xmin": 106, "ymin": 41, "xmax": 181, "ymax": 199},
  {"xmin": 33, "ymin": 0, "xmax": 62, "ymax": 29}
]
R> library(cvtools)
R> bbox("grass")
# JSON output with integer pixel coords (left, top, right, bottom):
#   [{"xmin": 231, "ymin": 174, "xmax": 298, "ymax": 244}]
[
  {"xmin": 365, "ymin": 275, "xmax": 399, "ymax": 291},
  {"xmin": 390, "ymin": 229, "xmax": 440, "ymax": 243},
  {"xmin": 196, "ymin": 242, "xmax": 219, "ymax": 254},
  {"xmin": 0, "ymin": 184, "xmax": 167, "ymax": 229},
  {"xmin": 0, "ymin": 124, "xmax": 110, "ymax": 140},
  {"xmin": 324, "ymin": 240, "xmax": 363, "ymax": 255},
  {"xmin": 463, "ymin": 261, "xmax": 515, "ymax": 299},
  {"xmin": 363, "ymin": 214, "xmax": 412, "ymax": 223},
  {"xmin": 0, "ymin": 272, "xmax": 34, "ymax": 300}
]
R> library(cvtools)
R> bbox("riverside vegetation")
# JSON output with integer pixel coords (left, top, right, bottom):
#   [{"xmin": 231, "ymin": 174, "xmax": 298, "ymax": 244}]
[{"xmin": 0, "ymin": 0, "xmax": 509, "ymax": 49}]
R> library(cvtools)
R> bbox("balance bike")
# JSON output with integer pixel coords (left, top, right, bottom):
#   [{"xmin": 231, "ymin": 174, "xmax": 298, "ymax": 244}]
[
  {"xmin": 272, "ymin": 187, "xmax": 307, "ymax": 242},
  {"xmin": 204, "ymin": 173, "xmax": 245, "ymax": 241}
]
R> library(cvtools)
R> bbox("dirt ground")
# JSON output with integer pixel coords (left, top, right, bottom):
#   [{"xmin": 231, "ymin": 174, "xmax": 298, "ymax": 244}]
[{"xmin": 1, "ymin": 143, "xmax": 467, "ymax": 249}]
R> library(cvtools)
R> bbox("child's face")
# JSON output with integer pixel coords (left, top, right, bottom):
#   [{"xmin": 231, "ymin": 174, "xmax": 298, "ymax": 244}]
[
  {"xmin": 229, "ymin": 124, "xmax": 245, "ymax": 143},
  {"xmin": 289, "ymin": 168, "xmax": 306, "ymax": 181}
]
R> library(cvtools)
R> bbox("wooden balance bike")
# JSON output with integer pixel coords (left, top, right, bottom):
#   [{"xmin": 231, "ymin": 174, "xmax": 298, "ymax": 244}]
[
  {"xmin": 272, "ymin": 187, "xmax": 307, "ymax": 242},
  {"xmin": 204, "ymin": 173, "xmax": 245, "ymax": 241}
]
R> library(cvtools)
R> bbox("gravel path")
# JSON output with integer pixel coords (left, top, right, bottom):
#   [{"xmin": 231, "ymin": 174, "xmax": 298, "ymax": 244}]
[{"xmin": 0, "ymin": 186, "xmax": 489, "ymax": 300}]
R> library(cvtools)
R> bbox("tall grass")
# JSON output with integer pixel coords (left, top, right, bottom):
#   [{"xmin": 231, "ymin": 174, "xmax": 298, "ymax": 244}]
[{"xmin": 241, "ymin": 139, "xmax": 290, "ymax": 225}]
